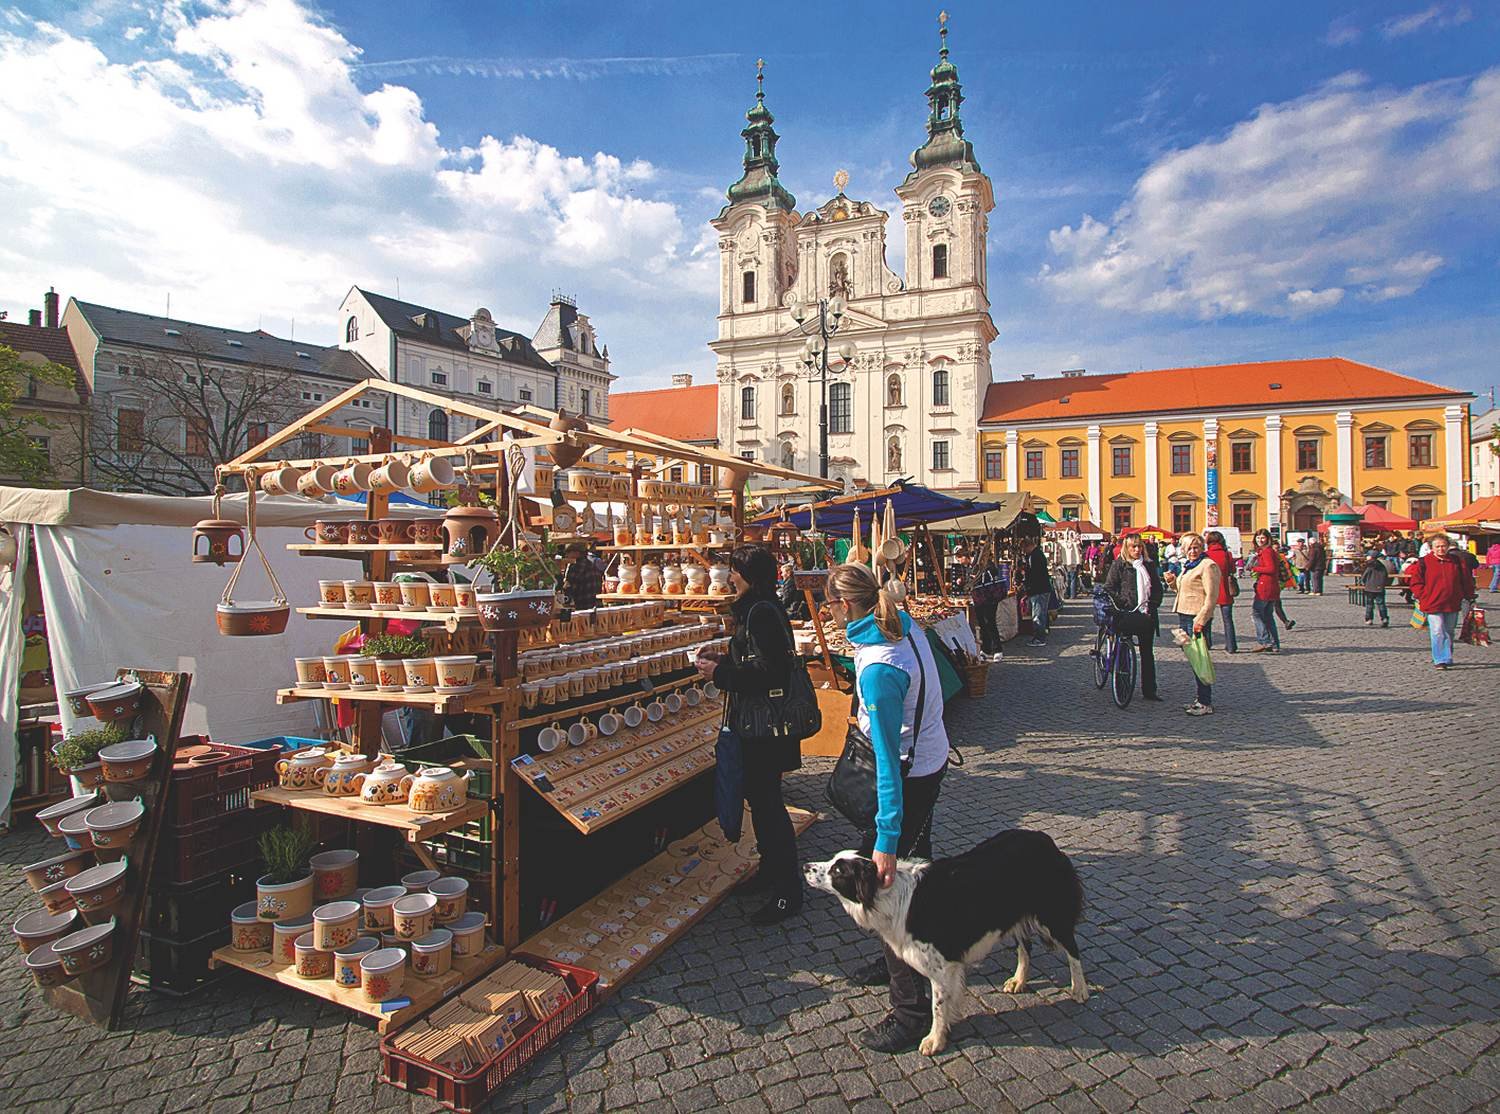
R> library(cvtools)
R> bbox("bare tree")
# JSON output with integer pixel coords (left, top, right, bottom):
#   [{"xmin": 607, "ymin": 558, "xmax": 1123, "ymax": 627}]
[{"xmin": 88, "ymin": 331, "xmax": 335, "ymax": 495}]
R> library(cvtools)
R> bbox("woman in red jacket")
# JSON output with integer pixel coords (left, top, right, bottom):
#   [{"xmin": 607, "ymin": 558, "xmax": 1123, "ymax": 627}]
[
  {"xmin": 1248, "ymin": 529, "xmax": 1281, "ymax": 652},
  {"xmin": 1408, "ymin": 533, "xmax": 1477, "ymax": 669},
  {"xmin": 1205, "ymin": 531, "xmax": 1239, "ymax": 653}
]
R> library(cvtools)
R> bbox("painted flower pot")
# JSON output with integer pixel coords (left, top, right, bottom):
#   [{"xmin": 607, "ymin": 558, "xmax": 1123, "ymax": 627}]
[
  {"xmin": 52, "ymin": 917, "xmax": 116, "ymax": 976},
  {"xmin": 360, "ymin": 947, "xmax": 407, "ymax": 1003},
  {"xmin": 83, "ymin": 799, "xmax": 145, "ymax": 853},
  {"xmin": 397, "ymin": 580, "xmax": 431, "ymax": 612},
  {"xmin": 373, "ymin": 657, "xmax": 406, "ymax": 693},
  {"xmin": 402, "ymin": 658, "xmax": 437, "ymax": 694},
  {"xmin": 361, "ymin": 886, "xmax": 406, "ymax": 932},
  {"xmin": 358, "ymin": 761, "xmax": 412, "ymax": 806},
  {"xmin": 433, "ymin": 655, "xmax": 477, "ymax": 692},
  {"xmin": 310, "ymin": 848, "xmax": 360, "ymax": 898},
  {"xmin": 272, "ymin": 915, "xmax": 313, "ymax": 965},
  {"xmin": 293, "ymin": 932, "xmax": 333, "ymax": 980},
  {"xmin": 55, "ymin": 811, "xmax": 95, "ymax": 851},
  {"xmin": 12, "ymin": 906, "xmax": 80, "ymax": 955},
  {"xmin": 216, "ymin": 602, "xmax": 291, "ymax": 637},
  {"xmin": 428, "ymin": 877, "xmax": 469, "ymax": 924},
  {"xmin": 22, "ymin": 848, "xmax": 93, "ymax": 893},
  {"xmin": 86, "ymin": 681, "xmax": 144, "ymax": 723},
  {"xmin": 312, "ymin": 900, "xmax": 361, "ymax": 951},
  {"xmin": 64, "ymin": 858, "xmax": 128, "ymax": 919},
  {"xmin": 62, "ymin": 684, "xmax": 112, "ymax": 718},
  {"xmin": 67, "ymin": 762, "xmax": 108, "ymax": 795},
  {"xmin": 334, "ymin": 937, "xmax": 379, "ymax": 987},
  {"xmin": 476, "ymin": 589, "xmax": 557, "ymax": 632},
  {"xmin": 405, "ymin": 767, "xmax": 472, "ymax": 814},
  {"xmin": 230, "ymin": 902, "xmax": 273, "ymax": 951},
  {"xmin": 447, "ymin": 911, "xmax": 487, "ymax": 958},
  {"xmin": 346, "ymin": 657, "xmax": 378, "ymax": 691},
  {"xmin": 400, "ymin": 870, "xmax": 440, "ymax": 893},
  {"xmin": 37, "ymin": 878, "xmax": 74, "ymax": 914},
  {"xmin": 257, "ymin": 871, "xmax": 315, "ymax": 922},
  {"xmin": 391, "ymin": 893, "xmax": 437, "ymax": 941},
  {"xmin": 25, "ymin": 941, "xmax": 75, "ymax": 989},
  {"xmin": 409, "ymin": 928, "xmax": 453, "ymax": 978}
]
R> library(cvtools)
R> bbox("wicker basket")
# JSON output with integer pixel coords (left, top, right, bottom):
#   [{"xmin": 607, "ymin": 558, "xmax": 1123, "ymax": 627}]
[{"xmin": 960, "ymin": 659, "xmax": 989, "ymax": 698}]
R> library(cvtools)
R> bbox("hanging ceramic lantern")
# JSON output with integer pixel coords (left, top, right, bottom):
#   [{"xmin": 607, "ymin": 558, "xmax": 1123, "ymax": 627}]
[{"xmin": 192, "ymin": 484, "xmax": 244, "ymax": 566}]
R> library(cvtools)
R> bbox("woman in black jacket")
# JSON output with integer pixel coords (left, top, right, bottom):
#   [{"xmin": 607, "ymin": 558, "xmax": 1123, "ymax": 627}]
[
  {"xmin": 695, "ymin": 545, "xmax": 802, "ymax": 925},
  {"xmin": 1103, "ymin": 534, "xmax": 1165, "ymax": 701}
]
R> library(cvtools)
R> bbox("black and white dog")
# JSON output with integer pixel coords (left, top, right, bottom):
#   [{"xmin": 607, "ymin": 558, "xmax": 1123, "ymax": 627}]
[{"xmin": 804, "ymin": 830, "xmax": 1088, "ymax": 1055}]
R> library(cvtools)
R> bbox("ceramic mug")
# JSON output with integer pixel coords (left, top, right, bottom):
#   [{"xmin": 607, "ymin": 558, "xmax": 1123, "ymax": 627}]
[
  {"xmin": 307, "ymin": 520, "xmax": 348, "ymax": 545},
  {"xmin": 375, "ymin": 518, "xmax": 412, "ymax": 544},
  {"xmin": 409, "ymin": 455, "xmax": 456, "ymax": 493},
  {"xmin": 260, "ymin": 463, "xmax": 303, "ymax": 496},
  {"xmin": 411, "ymin": 519, "xmax": 444, "ymax": 544},
  {"xmin": 347, "ymin": 521, "xmax": 378, "ymax": 545},
  {"xmin": 297, "ymin": 464, "xmax": 339, "ymax": 497},
  {"xmin": 664, "ymin": 691, "xmax": 683, "ymax": 715},
  {"xmin": 598, "ymin": 708, "xmax": 622, "ymax": 736},
  {"xmin": 369, "ymin": 457, "xmax": 411, "ymax": 494},
  {"xmin": 623, "ymin": 702, "xmax": 645, "ymax": 728},
  {"xmin": 645, "ymin": 700, "xmax": 666, "ymax": 723},
  {"xmin": 332, "ymin": 460, "xmax": 375, "ymax": 495},
  {"xmin": 537, "ymin": 722, "xmax": 565, "ymax": 752},
  {"xmin": 568, "ymin": 719, "xmax": 597, "ymax": 747},
  {"xmin": 317, "ymin": 580, "xmax": 347, "ymax": 607},
  {"xmin": 683, "ymin": 685, "xmax": 703, "ymax": 707}
]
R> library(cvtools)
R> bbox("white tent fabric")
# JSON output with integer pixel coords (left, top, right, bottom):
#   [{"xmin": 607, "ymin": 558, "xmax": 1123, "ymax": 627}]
[{"xmin": 0, "ymin": 524, "xmax": 31, "ymax": 825}]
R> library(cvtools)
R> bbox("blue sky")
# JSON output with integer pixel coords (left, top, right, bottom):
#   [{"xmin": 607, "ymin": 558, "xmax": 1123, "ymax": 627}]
[{"xmin": 1, "ymin": 0, "xmax": 1497, "ymax": 401}]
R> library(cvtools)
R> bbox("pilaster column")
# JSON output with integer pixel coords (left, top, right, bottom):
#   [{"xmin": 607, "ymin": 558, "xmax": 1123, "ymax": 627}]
[
  {"xmin": 1203, "ymin": 417, "xmax": 1220, "ymax": 527},
  {"xmin": 1086, "ymin": 424, "xmax": 1102, "ymax": 523},
  {"xmin": 1265, "ymin": 414, "xmax": 1283, "ymax": 531},
  {"xmin": 1004, "ymin": 429, "xmax": 1018, "ymax": 494},
  {"xmin": 1335, "ymin": 410, "xmax": 1354, "ymax": 501},
  {"xmin": 1144, "ymin": 421, "xmax": 1160, "ymax": 526},
  {"xmin": 1444, "ymin": 405, "xmax": 1465, "ymax": 512}
]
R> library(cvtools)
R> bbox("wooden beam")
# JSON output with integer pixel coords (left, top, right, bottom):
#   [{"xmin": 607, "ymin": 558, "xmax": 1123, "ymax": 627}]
[
  {"xmin": 227, "ymin": 380, "xmax": 370, "ymax": 467},
  {"xmin": 218, "ymin": 438, "xmax": 546, "ymax": 476}
]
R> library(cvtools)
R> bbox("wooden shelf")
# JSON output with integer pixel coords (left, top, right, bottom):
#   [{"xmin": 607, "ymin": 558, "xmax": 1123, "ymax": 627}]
[
  {"xmin": 597, "ymin": 544, "xmax": 729, "ymax": 553},
  {"xmin": 296, "ymin": 606, "xmax": 475, "ymax": 632},
  {"xmin": 276, "ymin": 685, "xmax": 508, "ymax": 715},
  {"xmin": 597, "ymin": 593, "xmax": 731, "ymax": 606},
  {"xmin": 287, "ymin": 543, "xmax": 445, "ymax": 554},
  {"xmin": 250, "ymin": 785, "xmax": 489, "ymax": 842},
  {"xmin": 209, "ymin": 943, "xmax": 506, "ymax": 1032}
]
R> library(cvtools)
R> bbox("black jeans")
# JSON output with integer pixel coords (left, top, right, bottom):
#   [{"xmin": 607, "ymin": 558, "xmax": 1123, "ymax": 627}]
[
  {"xmin": 1114, "ymin": 611, "xmax": 1158, "ymax": 698},
  {"xmin": 976, "ymin": 600, "xmax": 1001, "ymax": 654},
  {"xmin": 742, "ymin": 762, "xmax": 800, "ymax": 901},
  {"xmin": 860, "ymin": 765, "xmax": 946, "ymax": 1026}
]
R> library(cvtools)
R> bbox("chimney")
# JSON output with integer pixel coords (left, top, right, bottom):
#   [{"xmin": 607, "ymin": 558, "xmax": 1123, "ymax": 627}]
[
  {"xmin": 44, "ymin": 287, "xmax": 59, "ymax": 329},
  {"xmin": 28, "ymin": 309, "xmax": 41, "ymax": 327},
  {"xmin": 1020, "ymin": 374, "xmax": 1035, "ymax": 380},
  {"xmin": 1061, "ymin": 368, "xmax": 1086, "ymax": 378},
  {"xmin": 672, "ymin": 373, "xmax": 694, "ymax": 388}
]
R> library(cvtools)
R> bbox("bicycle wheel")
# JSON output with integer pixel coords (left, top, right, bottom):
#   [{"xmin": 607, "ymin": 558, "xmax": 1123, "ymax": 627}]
[
  {"xmin": 1092, "ymin": 628, "xmax": 1109, "ymax": 688},
  {"xmin": 1112, "ymin": 636, "xmax": 1137, "ymax": 709}
]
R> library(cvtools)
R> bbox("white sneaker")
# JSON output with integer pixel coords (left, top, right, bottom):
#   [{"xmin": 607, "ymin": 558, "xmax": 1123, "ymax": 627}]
[{"xmin": 1186, "ymin": 703, "xmax": 1215, "ymax": 716}]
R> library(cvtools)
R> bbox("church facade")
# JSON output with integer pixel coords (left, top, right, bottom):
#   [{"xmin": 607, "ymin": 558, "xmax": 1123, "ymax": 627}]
[{"xmin": 708, "ymin": 23, "xmax": 996, "ymax": 495}]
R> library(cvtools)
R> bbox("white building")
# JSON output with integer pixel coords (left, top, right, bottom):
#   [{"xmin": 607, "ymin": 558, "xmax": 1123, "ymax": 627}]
[
  {"xmin": 1471, "ymin": 404, "xmax": 1498, "ymax": 500},
  {"xmin": 337, "ymin": 288, "xmax": 612, "ymax": 443},
  {"xmin": 708, "ymin": 25, "xmax": 996, "ymax": 495}
]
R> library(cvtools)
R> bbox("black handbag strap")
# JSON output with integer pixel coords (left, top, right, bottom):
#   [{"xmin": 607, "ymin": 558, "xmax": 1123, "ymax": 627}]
[{"xmin": 900, "ymin": 631, "xmax": 927, "ymax": 777}]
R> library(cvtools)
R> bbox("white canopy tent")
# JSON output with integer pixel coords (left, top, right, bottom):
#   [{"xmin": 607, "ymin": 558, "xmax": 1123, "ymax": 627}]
[{"xmin": 0, "ymin": 487, "xmax": 429, "ymax": 820}]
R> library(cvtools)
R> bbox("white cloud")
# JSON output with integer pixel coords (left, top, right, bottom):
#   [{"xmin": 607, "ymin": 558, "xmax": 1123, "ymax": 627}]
[
  {"xmin": 1039, "ymin": 68, "xmax": 1500, "ymax": 320},
  {"xmin": 1324, "ymin": 18, "xmax": 1361, "ymax": 47},
  {"xmin": 1379, "ymin": 4, "xmax": 1472, "ymax": 39},
  {"xmin": 0, "ymin": 0, "xmax": 713, "ymax": 377}
]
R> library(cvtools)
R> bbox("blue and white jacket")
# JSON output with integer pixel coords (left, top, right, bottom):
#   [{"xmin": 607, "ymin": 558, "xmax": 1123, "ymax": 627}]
[{"xmin": 848, "ymin": 611, "xmax": 951, "ymax": 855}]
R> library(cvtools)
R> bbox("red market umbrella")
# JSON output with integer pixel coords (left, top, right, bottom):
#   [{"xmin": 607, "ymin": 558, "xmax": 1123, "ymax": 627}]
[
  {"xmin": 1354, "ymin": 504, "xmax": 1418, "ymax": 532},
  {"xmin": 1122, "ymin": 524, "xmax": 1177, "ymax": 541}
]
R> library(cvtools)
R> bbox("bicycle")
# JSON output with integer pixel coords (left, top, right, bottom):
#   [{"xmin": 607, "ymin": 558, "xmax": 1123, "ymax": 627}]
[{"xmin": 1089, "ymin": 596, "xmax": 1138, "ymax": 709}]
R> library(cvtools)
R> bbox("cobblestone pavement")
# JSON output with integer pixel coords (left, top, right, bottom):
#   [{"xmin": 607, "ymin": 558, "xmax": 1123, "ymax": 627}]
[{"xmin": 2, "ymin": 592, "xmax": 1497, "ymax": 1112}]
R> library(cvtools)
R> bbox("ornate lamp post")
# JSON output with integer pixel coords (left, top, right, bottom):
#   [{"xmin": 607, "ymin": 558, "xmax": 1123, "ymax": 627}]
[{"xmin": 789, "ymin": 291, "xmax": 855, "ymax": 480}]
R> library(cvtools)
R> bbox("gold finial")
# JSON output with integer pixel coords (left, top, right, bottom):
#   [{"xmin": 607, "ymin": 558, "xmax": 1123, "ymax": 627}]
[
  {"xmin": 939, "ymin": 10, "xmax": 950, "ymax": 57},
  {"xmin": 833, "ymin": 168, "xmax": 849, "ymax": 193},
  {"xmin": 755, "ymin": 58, "xmax": 765, "ymax": 97},
  {"xmin": 939, "ymin": 9, "xmax": 948, "ymax": 25}
]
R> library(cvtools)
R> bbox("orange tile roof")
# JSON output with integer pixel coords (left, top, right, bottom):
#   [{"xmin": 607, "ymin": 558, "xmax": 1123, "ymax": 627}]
[
  {"xmin": 981, "ymin": 358, "xmax": 1466, "ymax": 425},
  {"xmin": 609, "ymin": 382, "xmax": 718, "ymax": 443}
]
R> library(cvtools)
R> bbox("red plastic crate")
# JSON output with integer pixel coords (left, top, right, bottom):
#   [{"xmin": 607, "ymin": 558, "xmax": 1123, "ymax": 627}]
[
  {"xmin": 380, "ymin": 955, "xmax": 599, "ymax": 1113},
  {"xmin": 165, "ymin": 741, "xmax": 282, "ymax": 828},
  {"xmin": 154, "ymin": 806, "xmax": 281, "ymax": 886}
]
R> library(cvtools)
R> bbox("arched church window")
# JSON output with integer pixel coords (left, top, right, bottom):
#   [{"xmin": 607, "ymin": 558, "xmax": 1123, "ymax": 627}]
[
  {"xmin": 886, "ymin": 374, "xmax": 903, "ymax": 407},
  {"xmin": 345, "ymin": 316, "xmax": 358, "ymax": 343},
  {"xmin": 742, "ymin": 271, "xmax": 756, "ymax": 305},
  {"xmin": 932, "ymin": 366, "xmax": 950, "ymax": 408},
  {"xmin": 887, "ymin": 436, "xmax": 902, "ymax": 473},
  {"xmin": 932, "ymin": 244, "xmax": 948, "ymax": 280},
  {"xmin": 428, "ymin": 409, "xmax": 449, "ymax": 442},
  {"xmin": 779, "ymin": 382, "xmax": 795, "ymax": 416}
]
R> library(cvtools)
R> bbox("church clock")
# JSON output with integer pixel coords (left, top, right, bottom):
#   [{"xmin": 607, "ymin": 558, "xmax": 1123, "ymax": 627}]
[{"xmin": 927, "ymin": 195, "xmax": 951, "ymax": 218}]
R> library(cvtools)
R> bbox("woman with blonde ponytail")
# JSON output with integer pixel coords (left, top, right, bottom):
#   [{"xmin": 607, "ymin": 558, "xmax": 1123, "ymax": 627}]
[{"xmin": 825, "ymin": 564, "xmax": 951, "ymax": 1054}]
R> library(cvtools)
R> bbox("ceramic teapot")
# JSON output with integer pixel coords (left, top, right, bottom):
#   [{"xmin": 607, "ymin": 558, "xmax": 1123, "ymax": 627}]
[
  {"xmin": 359, "ymin": 760, "xmax": 413, "ymax": 806},
  {"xmin": 275, "ymin": 748, "xmax": 333, "ymax": 791},
  {"xmin": 406, "ymin": 766, "xmax": 473, "ymax": 814},
  {"xmin": 322, "ymin": 753, "xmax": 373, "ymax": 797}
]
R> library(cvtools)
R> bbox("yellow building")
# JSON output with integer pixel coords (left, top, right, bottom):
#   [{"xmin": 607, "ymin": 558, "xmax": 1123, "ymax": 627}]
[{"xmin": 977, "ymin": 358, "xmax": 1473, "ymax": 542}]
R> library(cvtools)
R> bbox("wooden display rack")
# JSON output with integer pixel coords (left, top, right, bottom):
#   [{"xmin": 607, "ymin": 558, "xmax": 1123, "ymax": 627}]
[{"xmin": 249, "ymin": 786, "xmax": 487, "ymax": 845}]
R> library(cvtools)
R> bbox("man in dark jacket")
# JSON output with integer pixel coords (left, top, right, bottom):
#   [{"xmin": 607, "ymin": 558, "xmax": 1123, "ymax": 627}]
[
  {"xmin": 1307, "ymin": 538, "xmax": 1328, "ymax": 595},
  {"xmin": 1360, "ymin": 556, "xmax": 1391, "ymax": 626},
  {"xmin": 1019, "ymin": 536, "xmax": 1053, "ymax": 647},
  {"xmin": 561, "ymin": 543, "xmax": 602, "ymax": 610}
]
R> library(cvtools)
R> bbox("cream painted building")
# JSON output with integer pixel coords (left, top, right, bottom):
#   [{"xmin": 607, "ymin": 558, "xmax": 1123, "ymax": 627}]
[{"xmin": 708, "ymin": 25, "xmax": 995, "ymax": 496}]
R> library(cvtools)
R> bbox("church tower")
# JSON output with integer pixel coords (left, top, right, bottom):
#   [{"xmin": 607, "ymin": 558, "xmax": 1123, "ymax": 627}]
[
  {"xmin": 893, "ymin": 12, "xmax": 993, "ymax": 298},
  {"xmin": 711, "ymin": 62, "xmax": 800, "ymax": 319}
]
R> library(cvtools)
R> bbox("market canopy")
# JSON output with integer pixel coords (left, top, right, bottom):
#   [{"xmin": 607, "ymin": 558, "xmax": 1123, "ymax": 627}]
[
  {"xmin": 751, "ymin": 482, "xmax": 997, "ymax": 535},
  {"xmin": 1122, "ymin": 524, "xmax": 1177, "ymax": 540},
  {"xmin": 1353, "ymin": 504, "xmax": 1418, "ymax": 531},
  {"xmin": 924, "ymin": 492, "xmax": 1035, "ymax": 534},
  {"xmin": 1421, "ymin": 495, "xmax": 1500, "ymax": 533}
]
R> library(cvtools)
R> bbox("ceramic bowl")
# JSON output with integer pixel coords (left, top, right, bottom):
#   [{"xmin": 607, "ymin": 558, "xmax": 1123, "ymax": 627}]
[
  {"xmin": 392, "ymin": 893, "xmax": 437, "ymax": 940},
  {"xmin": 12, "ymin": 906, "xmax": 80, "ymax": 954},
  {"xmin": 360, "ymin": 947, "xmax": 407, "ymax": 1002},
  {"xmin": 230, "ymin": 902, "xmax": 273, "ymax": 951},
  {"xmin": 83, "ymin": 799, "xmax": 145, "ymax": 850},
  {"xmin": 37, "ymin": 878, "xmax": 75, "ymax": 914},
  {"xmin": 52, "ymin": 917, "xmax": 116, "ymax": 976},
  {"xmin": 333, "ymin": 937, "xmax": 379, "ymax": 988},
  {"xmin": 86, "ymin": 682, "xmax": 144, "ymax": 723},
  {"xmin": 22, "ymin": 849, "xmax": 93, "ymax": 893},
  {"xmin": 64, "ymin": 858, "xmax": 129, "ymax": 919},
  {"xmin": 409, "ymin": 928, "xmax": 453, "ymax": 978},
  {"xmin": 361, "ymin": 885, "xmax": 407, "ymax": 932},
  {"xmin": 35, "ymin": 792, "xmax": 98, "ymax": 839},
  {"xmin": 62, "ymin": 684, "xmax": 113, "ymax": 718},
  {"xmin": 272, "ymin": 915, "xmax": 313, "ymax": 965},
  {"xmin": 448, "ymin": 911, "xmax": 487, "ymax": 957},
  {"xmin": 97, "ymin": 738, "xmax": 157, "ymax": 782},
  {"xmin": 312, "ymin": 900, "xmax": 361, "ymax": 951},
  {"xmin": 428, "ymin": 877, "xmax": 468, "ymax": 924},
  {"xmin": 294, "ymin": 932, "xmax": 333, "ymax": 980},
  {"xmin": 24, "ymin": 940, "xmax": 75, "ymax": 988}
]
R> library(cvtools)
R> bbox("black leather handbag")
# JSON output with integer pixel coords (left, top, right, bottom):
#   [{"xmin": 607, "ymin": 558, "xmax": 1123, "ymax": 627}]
[
  {"xmin": 727, "ymin": 602, "xmax": 822, "ymax": 741},
  {"xmin": 825, "ymin": 631, "xmax": 927, "ymax": 830}
]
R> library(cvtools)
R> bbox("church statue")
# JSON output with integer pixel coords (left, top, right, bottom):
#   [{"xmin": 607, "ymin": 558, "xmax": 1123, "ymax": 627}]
[
  {"xmin": 829, "ymin": 257, "xmax": 851, "ymax": 299},
  {"xmin": 888, "ymin": 437, "xmax": 902, "ymax": 472}
]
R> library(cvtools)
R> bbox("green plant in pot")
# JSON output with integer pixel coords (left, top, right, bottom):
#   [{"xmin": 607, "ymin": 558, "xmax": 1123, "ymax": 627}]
[
  {"xmin": 255, "ymin": 823, "xmax": 318, "ymax": 922},
  {"xmin": 361, "ymin": 633, "xmax": 430, "ymax": 661},
  {"xmin": 50, "ymin": 722, "xmax": 127, "ymax": 774},
  {"xmin": 469, "ymin": 546, "xmax": 560, "ymax": 631}
]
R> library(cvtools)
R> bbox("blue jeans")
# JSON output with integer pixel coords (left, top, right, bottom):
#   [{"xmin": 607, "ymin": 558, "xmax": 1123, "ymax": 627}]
[
  {"xmin": 1218, "ymin": 604, "xmax": 1238, "ymax": 651},
  {"xmin": 1178, "ymin": 614, "xmax": 1213, "ymax": 706},
  {"xmin": 1489, "ymin": 566, "xmax": 1500, "ymax": 591},
  {"xmin": 1364, "ymin": 590, "xmax": 1389, "ymax": 623},
  {"xmin": 1296, "ymin": 570, "xmax": 1309, "ymax": 593},
  {"xmin": 1427, "ymin": 610, "xmax": 1460, "ymax": 665},
  {"xmin": 1065, "ymin": 567, "xmax": 1080, "ymax": 597},
  {"xmin": 1028, "ymin": 592, "xmax": 1051, "ymax": 639},
  {"xmin": 1252, "ymin": 598, "xmax": 1280, "ymax": 648}
]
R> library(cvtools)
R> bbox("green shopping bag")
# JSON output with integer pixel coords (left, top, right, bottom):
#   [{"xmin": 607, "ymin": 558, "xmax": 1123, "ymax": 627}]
[{"xmin": 1184, "ymin": 634, "xmax": 1215, "ymax": 686}]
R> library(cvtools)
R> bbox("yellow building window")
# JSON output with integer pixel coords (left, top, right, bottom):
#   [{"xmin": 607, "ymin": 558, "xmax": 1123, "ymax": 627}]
[
  {"xmin": 984, "ymin": 450, "xmax": 1004, "ymax": 480},
  {"xmin": 1409, "ymin": 433, "xmax": 1434, "ymax": 468},
  {"xmin": 1060, "ymin": 448, "xmax": 1080, "ymax": 478},
  {"xmin": 1232, "ymin": 503, "xmax": 1253, "ymax": 533},
  {"xmin": 1025, "ymin": 450, "xmax": 1045, "ymax": 480},
  {"xmin": 1364, "ymin": 435, "xmax": 1388, "ymax": 469},
  {"xmin": 1111, "ymin": 445, "xmax": 1132, "ymax": 477},
  {"xmin": 1230, "ymin": 442, "xmax": 1253, "ymax": 472},
  {"xmin": 1112, "ymin": 505, "xmax": 1133, "ymax": 533},
  {"xmin": 1410, "ymin": 497, "xmax": 1434, "ymax": 521},
  {"xmin": 1296, "ymin": 439, "xmax": 1320, "ymax": 471},
  {"xmin": 1171, "ymin": 504, "xmax": 1193, "ymax": 534},
  {"xmin": 1170, "ymin": 444, "xmax": 1193, "ymax": 475}
]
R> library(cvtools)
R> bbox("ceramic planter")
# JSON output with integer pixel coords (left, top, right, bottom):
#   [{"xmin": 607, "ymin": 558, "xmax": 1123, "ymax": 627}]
[
  {"xmin": 360, "ymin": 947, "xmax": 407, "ymax": 1003},
  {"xmin": 293, "ymin": 932, "xmax": 333, "ymax": 980},
  {"xmin": 35, "ymin": 792, "xmax": 98, "ymax": 840},
  {"xmin": 216, "ymin": 601, "xmax": 291, "ymax": 637},
  {"xmin": 12, "ymin": 907, "xmax": 79, "ymax": 954},
  {"xmin": 62, "ymin": 684, "xmax": 112, "ymax": 718},
  {"xmin": 400, "ymin": 870, "xmax": 440, "ymax": 893},
  {"xmin": 98, "ymin": 737, "xmax": 157, "ymax": 782},
  {"xmin": 392, "ymin": 893, "xmax": 437, "ymax": 940},
  {"xmin": 476, "ymin": 589, "xmax": 557, "ymax": 632},
  {"xmin": 272, "ymin": 915, "xmax": 313, "ymax": 965},
  {"xmin": 406, "ymin": 767, "xmax": 472, "ymax": 814},
  {"xmin": 52, "ymin": 917, "xmax": 116, "ymax": 976},
  {"xmin": 55, "ymin": 812, "xmax": 94, "ymax": 851},
  {"xmin": 402, "ymin": 658, "xmax": 437, "ymax": 693},
  {"xmin": 191, "ymin": 518, "xmax": 244, "ymax": 565},
  {"xmin": 358, "ymin": 761, "xmax": 412, "ymax": 806},
  {"xmin": 311, "ymin": 900, "xmax": 361, "ymax": 951},
  {"xmin": 409, "ymin": 928, "xmax": 453, "ymax": 978},
  {"xmin": 346, "ymin": 657, "xmax": 379, "ymax": 691},
  {"xmin": 22, "ymin": 849, "xmax": 93, "ymax": 893},
  {"xmin": 373, "ymin": 657, "xmax": 406, "ymax": 693},
  {"xmin": 86, "ymin": 681, "xmax": 143, "ymax": 723},
  {"xmin": 361, "ymin": 886, "xmax": 406, "ymax": 932},
  {"xmin": 83, "ymin": 799, "xmax": 145, "ymax": 852},
  {"xmin": 230, "ymin": 902, "xmax": 273, "ymax": 951},
  {"xmin": 64, "ymin": 858, "xmax": 129, "ymax": 921},
  {"xmin": 433, "ymin": 655, "xmax": 477, "ymax": 692},
  {"xmin": 257, "ymin": 871, "xmax": 315, "ymax": 922},
  {"xmin": 37, "ymin": 879, "xmax": 74, "ymax": 914},
  {"xmin": 428, "ymin": 877, "xmax": 469, "ymax": 924},
  {"xmin": 66, "ymin": 762, "xmax": 108, "ymax": 794},
  {"xmin": 24, "ymin": 941, "xmax": 74, "ymax": 989},
  {"xmin": 448, "ymin": 912, "xmax": 487, "ymax": 957},
  {"xmin": 310, "ymin": 848, "xmax": 360, "ymax": 899},
  {"xmin": 333, "ymin": 937, "xmax": 379, "ymax": 988},
  {"xmin": 397, "ymin": 580, "xmax": 431, "ymax": 612}
]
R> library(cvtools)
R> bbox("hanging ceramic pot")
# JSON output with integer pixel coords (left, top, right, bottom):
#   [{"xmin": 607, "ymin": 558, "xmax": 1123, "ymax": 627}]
[
  {"xmin": 217, "ymin": 482, "xmax": 290, "ymax": 636},
  {"xmin": 191, "ymin": 484, "xmax": 244, "ymax": 566}
]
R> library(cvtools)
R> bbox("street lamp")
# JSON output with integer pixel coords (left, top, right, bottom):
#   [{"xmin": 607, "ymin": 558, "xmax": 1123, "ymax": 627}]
[{"xmin": 789, "ymin": 294, "xmax": 855, "ymax": 478}]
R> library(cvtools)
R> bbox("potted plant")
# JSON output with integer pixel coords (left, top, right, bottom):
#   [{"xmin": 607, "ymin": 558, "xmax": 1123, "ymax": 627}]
[
  {"xmin": 469, "ymin": 547, "xmax": 560, "ymax": 631},
  {"xmin": 51, "ymin": 723, "xmax": 127, "ymax": 791},
  {"xmin": 360, "ymin": 633, "xmax": 430, "ymax": 661},
  {"xmin": 255, "ymin": 823, "xmax": 318, "ymax": 922},
  {"xmin": 792, "ymin": 538, "xmax": 830, "ymax": 592}
]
